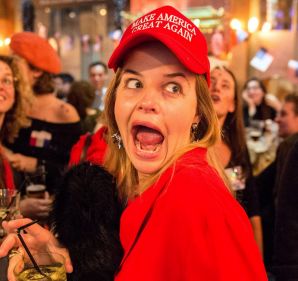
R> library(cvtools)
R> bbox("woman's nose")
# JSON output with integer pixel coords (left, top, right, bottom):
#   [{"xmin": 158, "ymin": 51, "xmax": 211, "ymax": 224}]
[
  {"xmin": 137, "ymin": 92, "xmax": 160, "ymax": 114},
  {"xmin": 211, "ymin": 81, "xmax": 219, "ymax": 92}
]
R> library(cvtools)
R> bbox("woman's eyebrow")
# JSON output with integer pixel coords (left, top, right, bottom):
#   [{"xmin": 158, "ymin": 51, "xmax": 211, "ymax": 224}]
[
  {"xmin": 222, "ymin": 79, "xmax": 231, "ymax": 84},
  {"xmin": 164, "ymin": 72, "xmax": 186, "ymax": 78},
  {"xmin": 123, "ymin": 68, "xmax": 142, "ymax": 76},
  {"xmin": 165, "ymin": 72, "xmax": 190, "ymax": 86}
]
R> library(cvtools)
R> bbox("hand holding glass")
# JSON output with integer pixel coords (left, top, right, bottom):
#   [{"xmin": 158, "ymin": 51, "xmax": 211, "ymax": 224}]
[
  {"xmin": 0, "ymin": 219, "xmax": 73, "ymax": 280},
  {"xmin": 14, "ymin": 252, "xmax": 67, "ymax": 281}
]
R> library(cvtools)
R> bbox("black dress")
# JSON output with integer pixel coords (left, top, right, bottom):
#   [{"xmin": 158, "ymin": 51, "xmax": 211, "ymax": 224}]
[
  {"xmin": 5, "ymin": 117, "xmax": 82, "ymax": 194},
  {"xmin": 243, "ymin": 100, "xmax": 277, "ymax": 127}
]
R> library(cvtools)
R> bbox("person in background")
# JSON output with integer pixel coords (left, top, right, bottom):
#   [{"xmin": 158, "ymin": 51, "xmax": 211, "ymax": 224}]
[
  {"xmin": 53, "ymin": 72, "xmax": 74, "ymax": 101},
  {"xmin": 88, "ymin": 61, "xmax": 108, "ymax": 111},
  {"xmin": 0, "ymin": 55, "xmax": 32, "ymax": 281},
  {"xmin": 275, "ymin": 93, "xmax": 298, "ymax": 139},
  {"xmin": 242, "ymin": 77, "xmax": 280, "ymax": 127},
  {"xmin": 272, "ymin": 130, "xmax": 298, "ymax": 281},
  {"xmin": 3, "ymin": 32, "xmax": 81, "ymax": 221},
  {"xmin": 210, "ymin": 66, "xmax": 263, "ymax": 255},
  {"xmin": 1, "ymin": 6, "xmax": 267, "ymax": 281},
  {"xmin": 0, "ymin": 55, "xmax": 31, "ymax": 191},
  {"xmin": 257, "ymin": 93, "xmax": 298, "ymax": 274},
  {"xmin": 68, "ymin": 80, "xmax": 102, "ymax": 133}
]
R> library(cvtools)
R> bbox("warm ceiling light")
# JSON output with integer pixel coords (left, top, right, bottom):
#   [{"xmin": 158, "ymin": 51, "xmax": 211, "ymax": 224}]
[
  {"xmin": 262, "ymin": 22, "xmax": 272, "ymax": 32},
  {"xmin": 4, "ymin": 38, "xmax": 10, "ymax": 45},
  {"xmin": 248, "ymin": 17, "xmax": 259, "ymax": 33},
  {"xmin": 99, "ymin": 8, "xmax": 107, "ymax": 16},
  {"xmin": 230, "ymin": 18, "xmax": 242, "ymax": 31},
  {"xmin": 0, "ymin": 40, "xmax": 3, "ymax": 47},
  {"xmin": 69, "ymin": 11, "xmax": 76, "ymax": 19}
]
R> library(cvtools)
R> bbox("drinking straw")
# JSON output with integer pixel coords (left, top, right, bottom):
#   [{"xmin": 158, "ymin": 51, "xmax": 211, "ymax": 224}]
[{"xmin": 17, "ymin": 220, "xmax": 50, "ymax": 279}]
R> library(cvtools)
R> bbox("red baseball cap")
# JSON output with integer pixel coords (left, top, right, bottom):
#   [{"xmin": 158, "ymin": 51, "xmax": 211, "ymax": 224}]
[
  {"xmin": 10, "ymin": 32, "xmax": 61, "ymax": 74},
  {"xmin": 108, "ymin": 6, "xmax": 210, "ymax": 85}
]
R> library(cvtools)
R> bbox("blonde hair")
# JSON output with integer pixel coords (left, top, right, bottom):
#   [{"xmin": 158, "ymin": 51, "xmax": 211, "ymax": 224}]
[
  {"xmin": 0, "ymin": 55, "xmax": 32, "ymax": 143},
  {"xmin": 104, "ymin": 68, "xmax": 230, "ymax": 200}
]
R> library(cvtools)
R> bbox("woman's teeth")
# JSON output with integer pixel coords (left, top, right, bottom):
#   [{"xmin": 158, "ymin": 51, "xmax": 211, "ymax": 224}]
[{"xmin": 135, "ymin": 140, "xmax": 162, "ymax": 153}]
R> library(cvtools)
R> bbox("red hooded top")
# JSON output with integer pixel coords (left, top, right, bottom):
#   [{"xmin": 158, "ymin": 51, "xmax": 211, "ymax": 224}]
[
  {"xmin": 115, "ymin": 147, "xmax": 267, "ymax": 281},
  {"xmin": 69, "ymin": 126, "xmax": 108, "ymax": 166}
]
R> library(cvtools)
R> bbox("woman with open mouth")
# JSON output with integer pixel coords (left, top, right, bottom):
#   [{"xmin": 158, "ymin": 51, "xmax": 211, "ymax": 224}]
[
  {"xmin": 210, "ymin": 66, "xmax": 263, "ymax": 258},
  {"xmin": 0, "ymin": 5, "xmax": 267, "ymax": 281}
]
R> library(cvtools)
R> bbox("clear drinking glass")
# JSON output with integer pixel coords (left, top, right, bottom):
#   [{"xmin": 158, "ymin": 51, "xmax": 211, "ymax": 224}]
[
  {"xmin": 14, "ymin": 252, "xmax": 67, "ymax": 281},
  {"xmin": 0, "ymin": 189, "xmax": 19, "ymax": 241}
]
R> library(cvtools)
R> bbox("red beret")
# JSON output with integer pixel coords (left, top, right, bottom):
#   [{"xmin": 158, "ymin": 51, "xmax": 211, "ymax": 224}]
[
  {"xmin": 10, "ymin": 32, "xmax": 61, "ymax": 74},
  {"xmin": 108, "ymin": 6, "xmax": 210, "ymax": 85}
]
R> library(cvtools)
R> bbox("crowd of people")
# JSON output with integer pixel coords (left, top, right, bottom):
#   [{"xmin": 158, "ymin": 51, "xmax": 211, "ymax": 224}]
[{"xmin": 0, "ymin": 5, "xmax": 298, "ymax": 281}]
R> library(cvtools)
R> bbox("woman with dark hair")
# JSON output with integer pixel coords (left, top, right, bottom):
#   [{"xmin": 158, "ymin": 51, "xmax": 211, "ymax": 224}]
[
  {"xmin": 4, "ymin": 32, "xmax": 82, "ymax": 221},
  {"xmin": 68, "ymin": 81, "xmax": 102, "ymax": 133},
  {"xmin": 242, "ymin": 77, "xmax": 279, "ymax": 126},
  {"xmin": 211, "ymin": 66, "xmax": 263, "ymax": 255}
]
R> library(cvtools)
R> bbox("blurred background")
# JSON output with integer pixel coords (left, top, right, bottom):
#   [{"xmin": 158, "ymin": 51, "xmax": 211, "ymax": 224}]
[{"xmin": 0, "ymin": 0, "xmax": 297, "ymax": 97}]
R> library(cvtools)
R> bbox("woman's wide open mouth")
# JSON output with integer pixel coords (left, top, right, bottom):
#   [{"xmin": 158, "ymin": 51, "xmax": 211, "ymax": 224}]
[
  {"xmin": 132, "ymin": 124, "xmax": 164, "ymax": 154},
  {"xmin": 211, "ymin": 94, "xmax": 220, "ymax": 102}
]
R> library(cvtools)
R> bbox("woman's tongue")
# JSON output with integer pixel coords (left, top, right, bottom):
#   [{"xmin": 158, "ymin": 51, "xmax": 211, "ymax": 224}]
[{"xmin": 135, "ymin": 127, "xmax": 164, "ymax": 152}]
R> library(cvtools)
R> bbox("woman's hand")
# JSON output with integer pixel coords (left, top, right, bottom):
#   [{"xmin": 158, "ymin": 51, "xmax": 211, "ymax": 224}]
[
  {"xmin": 9, "ymin": 154, "xmax": 37, "ymax": 173},
  {"xmin": 242, "ymin": 90, "xmax": 256, "ymax": 117},
  {"xmin": 0, "ymin": 218, "xmax": 73, "ymax": 281},
  {"xmin": 19, "ymin": 192, "xmax": 53, "ymax": 219}
]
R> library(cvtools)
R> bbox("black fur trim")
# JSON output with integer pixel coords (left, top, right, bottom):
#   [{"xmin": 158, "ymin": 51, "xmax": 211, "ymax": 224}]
[{"xmin": 50, "ymin": 163, "xmax": 124, "ymax": 281}]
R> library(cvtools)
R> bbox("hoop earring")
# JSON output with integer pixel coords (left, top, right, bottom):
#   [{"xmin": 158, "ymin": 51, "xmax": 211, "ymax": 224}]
[{"xmin": 112, "ymin": 132, "xmax": 123, "ymax": 149}]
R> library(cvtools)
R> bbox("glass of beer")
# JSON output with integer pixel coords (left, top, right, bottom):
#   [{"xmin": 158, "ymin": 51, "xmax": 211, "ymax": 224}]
[
  {"xmin": 26, "ymin": 184, "xmax": 46, "ymax": 199},
  {"xmin": 14, "ymin": 252, "xmax": 67, "ymax": 281}
]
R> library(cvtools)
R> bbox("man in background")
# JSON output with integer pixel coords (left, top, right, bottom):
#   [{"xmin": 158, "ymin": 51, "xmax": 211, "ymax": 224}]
[
  {"xmin": 88, "ymin": 61, "xmax": 108, "ymax": 111},
  {"xmin": 53, "ymin": 72, "xmax": 74, "ymax": 101},
  {"xmin": 257, "ymin": 93, "xmax": 298, "ymax": 279}
]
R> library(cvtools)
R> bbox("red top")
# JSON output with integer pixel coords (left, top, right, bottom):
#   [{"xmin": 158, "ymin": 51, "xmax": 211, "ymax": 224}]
[
  {"xmin": 0, "ymin": 150, "xmax": 15, "ymax": 191},
  {"xmin": 115, "ymin": 147, "xmax": 267, "ymax": 281},
  {"xmin": 69, "ymin": 126, "xmax": 108, "ymax": 166}
]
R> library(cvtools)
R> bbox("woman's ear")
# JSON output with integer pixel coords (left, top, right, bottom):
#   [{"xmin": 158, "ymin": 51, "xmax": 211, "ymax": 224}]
[
  {"xmin": 193, "ymin": 113, "xmax": 200, "ymax": 124},
  {"xmin": 32, "ymin": 68, "xmax": 43, "ymax": 79}
]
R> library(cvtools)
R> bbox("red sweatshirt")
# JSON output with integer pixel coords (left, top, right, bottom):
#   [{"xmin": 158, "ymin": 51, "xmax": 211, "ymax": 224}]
[{"xmin": 115, "ymin": 147, "xmax": 267, "ymax": 281}]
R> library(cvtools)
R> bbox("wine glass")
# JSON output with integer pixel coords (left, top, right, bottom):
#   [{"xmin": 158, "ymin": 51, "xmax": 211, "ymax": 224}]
[{"xmin": 0, "ymin": 189, "xmax": 19, "ymax": 241}]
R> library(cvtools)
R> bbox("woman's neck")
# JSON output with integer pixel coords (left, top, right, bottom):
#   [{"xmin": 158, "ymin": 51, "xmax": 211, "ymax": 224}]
[
  {"xmin": 218, "ymin": 115, "xmax": 226, "ymax": 128},
  {"xmin": 215, "ymin": 138, "xmax": 232, "ymax": 168}
]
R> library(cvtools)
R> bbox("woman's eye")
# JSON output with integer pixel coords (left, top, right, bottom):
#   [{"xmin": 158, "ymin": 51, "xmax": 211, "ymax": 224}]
[
  {"xmin": 3, "ymin": 78, "xmax": 13, "ymax": 85},
  {"xmin": 222, "ymin": 83, "xmax": 230, "ymax": 89},
  {"xmin": 126, "ymin": 79, "xmax": 142, "ymax": 89},
  {"xmin": 165, "ymin": 83, "xmax": 181, "ymax": 94}
]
